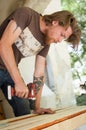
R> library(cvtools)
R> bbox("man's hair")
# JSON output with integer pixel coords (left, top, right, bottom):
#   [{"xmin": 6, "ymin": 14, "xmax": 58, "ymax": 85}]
[{"xmin": 42, "ymin": 10, "xmax": 81, "ymax": 48}]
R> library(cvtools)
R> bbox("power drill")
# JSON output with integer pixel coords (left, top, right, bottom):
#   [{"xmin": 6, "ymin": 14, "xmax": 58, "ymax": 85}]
[
  {"xmin": 7, "ymin": 83, "xmax": 36, "ymax": 110},
  {"xmin": 27, "ymin": 83, "xmax": 36, "ymax": 110}
]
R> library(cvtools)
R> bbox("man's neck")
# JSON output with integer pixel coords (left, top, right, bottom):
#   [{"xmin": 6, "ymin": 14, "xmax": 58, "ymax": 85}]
[{"xmin": 39, "ymin": 16, "xmax": 47, "ymax": 34}]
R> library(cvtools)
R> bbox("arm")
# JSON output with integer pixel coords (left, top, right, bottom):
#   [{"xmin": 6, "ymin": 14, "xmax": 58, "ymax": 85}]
[
  {"xmin": 0, "ymin": 20, "xmax": 28, "ymax": 98},
  {"xmin": 33, "ymin": 55, "xmax": 45, "ymax": 109},
  {"xmin": 33, "ymin": 55, "xmax": 55, "ymax": 114}
]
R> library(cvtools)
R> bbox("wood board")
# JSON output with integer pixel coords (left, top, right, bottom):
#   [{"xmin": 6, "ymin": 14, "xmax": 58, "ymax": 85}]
[{"xmin": 0, "ymin": 106, "xmax": 86, "ymax": 130}]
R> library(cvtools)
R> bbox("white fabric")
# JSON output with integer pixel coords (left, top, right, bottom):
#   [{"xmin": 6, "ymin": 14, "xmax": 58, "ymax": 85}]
[
  {"xmin": 46, "ymin": 41, "xmax": 76, "ymax": 108},
  {"xmin": 40, "ymin": 84, "xmax": 57, "ymax": 109}
]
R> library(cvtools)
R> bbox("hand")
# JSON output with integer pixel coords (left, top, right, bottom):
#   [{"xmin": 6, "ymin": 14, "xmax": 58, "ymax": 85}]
[
  {"xmin": 33, "ymin": 108, "xmax": 55, "ymax": 115},
  {"xmin": 15, "ymin": 82, "xmax": 29, "ymax": 98}
]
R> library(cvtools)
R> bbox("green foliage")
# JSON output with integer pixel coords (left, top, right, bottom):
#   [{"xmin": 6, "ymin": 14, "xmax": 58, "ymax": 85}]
[
  {"xmin": 61, "ymin": 0, "xmax": 86, "ymax": 80},
  {"xmin": 76, "ymin": 94, "xmax": 86, "ymax": 105}
]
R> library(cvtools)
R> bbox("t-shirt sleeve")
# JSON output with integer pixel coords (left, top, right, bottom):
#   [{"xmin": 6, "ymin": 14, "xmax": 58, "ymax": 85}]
[
  {"xmin": 38, "ymin": 45, "xmax": 50, "ymax": 57},
  {"xmin": 9, "ymin": 7, "xmax": 32, "ymax": 30}
]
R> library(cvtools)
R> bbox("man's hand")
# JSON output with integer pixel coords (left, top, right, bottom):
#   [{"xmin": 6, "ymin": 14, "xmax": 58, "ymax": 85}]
[
  {"xmin": 33, "ymin": 108, "xmax": 55, "ymax": 115},
  {"xmin": 15, "ymin": 82, "xmax": 29, "ymax": 98}
]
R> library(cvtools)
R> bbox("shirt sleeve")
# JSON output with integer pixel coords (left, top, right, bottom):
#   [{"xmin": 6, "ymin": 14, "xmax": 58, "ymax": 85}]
[
  {"xmin": 8, "ymin": 7, "xmax": 32, "ymax": 30},
  {"xmin": 38, "ymin": 45, "xmax": 50, "ymax": 57}
]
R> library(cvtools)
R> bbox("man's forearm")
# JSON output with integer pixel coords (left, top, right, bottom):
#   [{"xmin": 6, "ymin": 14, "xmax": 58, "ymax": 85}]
[
  {"xmin": 0, "ymin": 42, "xmax": 23, "ymax": 84},
  {"xmin": 33, "ymin": 55, "xmax": 46, "ymax": 109},
  {"xmin": 33, "ymin": 76, "xmax": 44, "ymax": 109}
]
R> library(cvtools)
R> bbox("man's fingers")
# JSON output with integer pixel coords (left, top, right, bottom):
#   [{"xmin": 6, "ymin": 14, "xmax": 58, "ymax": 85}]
[
  {"xmin": 24, "ymin": 92, "xmax": 28, "ymax": 98},
  {"xmin": 44, "ymin": 108, "xmax": 55, "ymax": 114},
  {"xmin": 15, "ymin": 91, "xmax": 28, "ymax": 98},
  {"xmin": 35, "ymin": 108, "xmax": 55, "ymax": 115}
]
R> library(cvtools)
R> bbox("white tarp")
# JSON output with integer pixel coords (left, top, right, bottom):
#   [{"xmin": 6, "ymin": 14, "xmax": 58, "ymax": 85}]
[{"xmin": 45, "ymin": 41, "xmax": 76, "ymax": 108}]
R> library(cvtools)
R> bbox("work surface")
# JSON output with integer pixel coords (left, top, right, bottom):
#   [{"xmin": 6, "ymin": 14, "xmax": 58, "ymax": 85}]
[{"xmin": 0, "ymin": 106, "xmax": 86, "ymax": 130}]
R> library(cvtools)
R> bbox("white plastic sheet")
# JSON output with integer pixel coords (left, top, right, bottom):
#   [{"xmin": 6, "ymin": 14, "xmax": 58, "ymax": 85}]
[{"xmin": 46, "ymin": 41, "xmax": 76, "ymax": 108}]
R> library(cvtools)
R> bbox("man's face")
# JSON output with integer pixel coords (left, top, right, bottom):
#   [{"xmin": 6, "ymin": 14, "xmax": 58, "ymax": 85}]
[{"xmin": 45, "ymin": 21, "xmax": 72, "ymax": 44}]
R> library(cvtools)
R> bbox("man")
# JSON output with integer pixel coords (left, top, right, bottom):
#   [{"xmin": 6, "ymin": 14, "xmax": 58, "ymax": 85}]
[{"xmin": 0, "ymin": 7, "xmax": 81, "ymax": 116}]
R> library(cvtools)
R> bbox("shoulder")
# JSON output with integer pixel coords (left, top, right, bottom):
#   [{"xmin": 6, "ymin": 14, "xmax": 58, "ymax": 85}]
[
  {"xmin": 14, "ymin": 7, "xmax": 38, "ymax": 15},
  {"xmin": 8, "ymin": 7, "xmax": 39, "ymax": 30}
]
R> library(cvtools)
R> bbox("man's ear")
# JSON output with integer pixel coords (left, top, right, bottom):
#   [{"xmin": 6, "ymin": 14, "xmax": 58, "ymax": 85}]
[{"xmin": 52, "ymin": 21, "xmax": 58, "ymax": 26}]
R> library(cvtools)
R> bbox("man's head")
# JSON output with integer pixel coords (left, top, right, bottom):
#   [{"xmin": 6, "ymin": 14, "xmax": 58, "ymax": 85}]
[{"xmin": 42, "ymin": 10, "xmax": 81, "ymax": 48}]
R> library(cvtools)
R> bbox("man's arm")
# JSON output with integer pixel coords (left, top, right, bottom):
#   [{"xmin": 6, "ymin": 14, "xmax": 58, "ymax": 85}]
[
  {"xmin": 33, "ymin": 55, "xmax": 45, "ymax": 109},
  {"xmin": 33, "ymin": 55, "xmax": 55, "ymax": 114},
  {"xmin": 0, "ymin": 20, "xmax": 28, "ymax": 98}
]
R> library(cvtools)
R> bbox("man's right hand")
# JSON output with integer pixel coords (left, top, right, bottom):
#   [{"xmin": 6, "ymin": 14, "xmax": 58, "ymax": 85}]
[{"xmin": 15, "ymin": 82, "xmax": 29, "ymax": 98}]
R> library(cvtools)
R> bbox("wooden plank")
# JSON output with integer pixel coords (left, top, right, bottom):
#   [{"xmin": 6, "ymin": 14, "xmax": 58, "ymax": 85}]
[
  {"xmin": 0, "ymin": 106, "xmax": 85, "ymax": 130},
  {"xmin": 42, "ymin": 113, "xmax": 86, "ymax": 130},
  {"xmin": 30, "ymin": 106, "xmax": 86, "ymax": 130}
]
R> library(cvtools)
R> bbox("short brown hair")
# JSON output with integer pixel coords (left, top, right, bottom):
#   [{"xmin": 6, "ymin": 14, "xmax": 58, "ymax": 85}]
[{"xmin": 43, "ymin": 10, "xmax": 81, "ymax": 48}]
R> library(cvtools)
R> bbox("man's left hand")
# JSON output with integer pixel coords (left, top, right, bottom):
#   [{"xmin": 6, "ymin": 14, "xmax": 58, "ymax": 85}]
[{"xmin": 33, "ymin": 108, "xmax": 55, "ymax": 115}]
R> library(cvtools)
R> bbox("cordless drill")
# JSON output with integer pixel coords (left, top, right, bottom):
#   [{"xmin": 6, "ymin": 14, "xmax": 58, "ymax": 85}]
[
  {"xmin": 7, "ymin": 83, "xmax": 36, "ymax": 110},
  {"xmin": 27, "ymin": 83, "xmax": 36, "ymax": 110}
]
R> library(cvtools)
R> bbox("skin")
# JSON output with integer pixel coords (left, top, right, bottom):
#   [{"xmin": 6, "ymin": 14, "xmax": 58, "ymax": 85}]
[{"xmin": 0, "ymin": 16, "xmax": 72, "ymax": 114}]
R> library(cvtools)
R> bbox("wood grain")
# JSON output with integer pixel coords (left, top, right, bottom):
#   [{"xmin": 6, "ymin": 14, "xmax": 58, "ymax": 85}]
[{"xmin": 0, "ymin": 106, "xmax": 86, "ymax": 130}]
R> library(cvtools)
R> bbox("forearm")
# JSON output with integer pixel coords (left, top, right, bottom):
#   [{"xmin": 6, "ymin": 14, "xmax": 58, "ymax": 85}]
[
  {"xmin": 33, "ymin": 75, "xmax": 45, "ymax": 109},
  {"xmin": 0, "ymin": 43, "xmax": 23, "ymax": 85},
  {"xmin": 33, "ymin": 55, "xmax": 46, "ymax": 109},
  {"xmin": 31, "ymin": 56, "xmax": 54, "ymax": 114},
  {"xmin": 32, "ymin": 76, "xmax": 55, "ymax": 114},
  {"xmin": 0, "ymin": 43, "xmax": 29, "ymax": 98}
]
